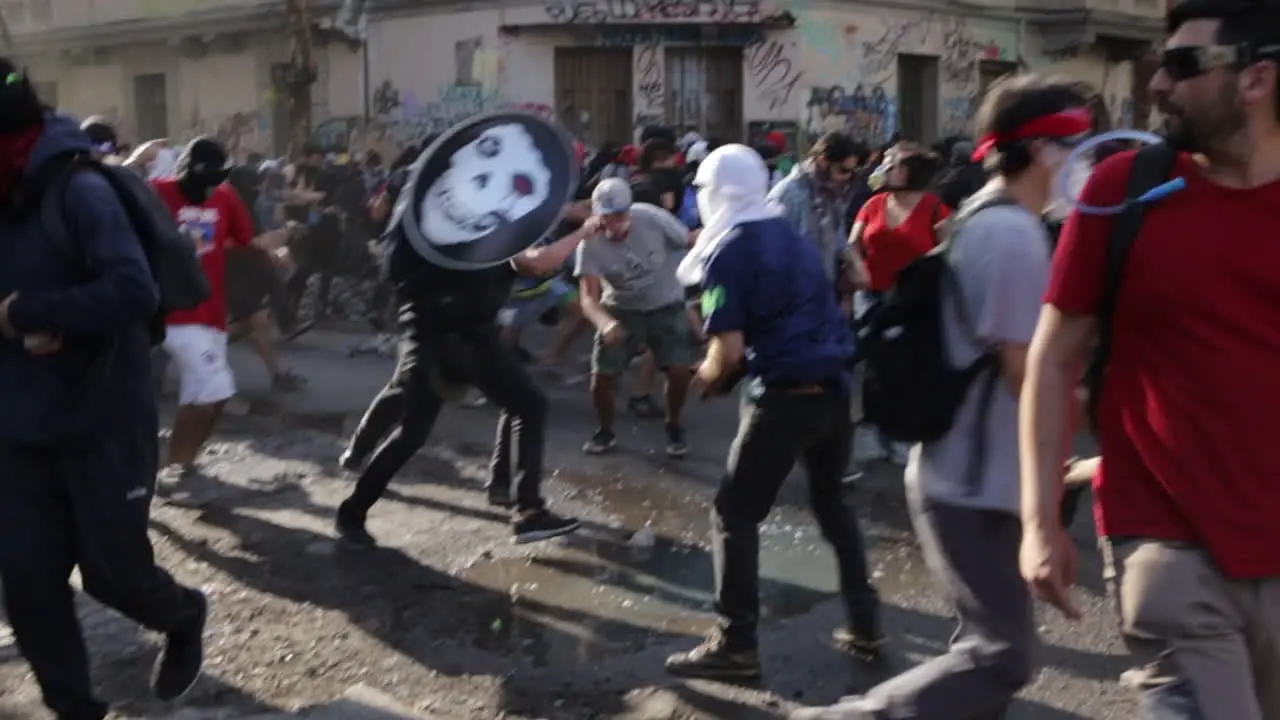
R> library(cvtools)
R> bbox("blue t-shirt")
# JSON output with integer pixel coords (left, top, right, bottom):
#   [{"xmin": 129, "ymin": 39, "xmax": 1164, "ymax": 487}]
[{"xmin": 700, "ymin": 218, "xmax": 854, "ymax": 388}]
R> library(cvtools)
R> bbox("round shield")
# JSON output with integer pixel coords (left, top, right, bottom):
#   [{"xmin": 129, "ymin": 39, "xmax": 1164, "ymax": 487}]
[{"xmin": 392, "ymin": 112, "xmax": 579, "ymax": 271}]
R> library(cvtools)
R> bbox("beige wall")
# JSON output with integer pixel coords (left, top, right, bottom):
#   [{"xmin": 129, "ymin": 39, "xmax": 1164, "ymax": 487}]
[
  {"xmin": 16, "ymin": 0, "xmax": 1141, "ymax": 159},
  {"xmin": 347, "ymin": 3, "xmax": 1129, "ymax": 152},
  {"xmin": 4, "ymin": 0, "xmax": 274, "ymax": 36},
  {"xmin": 32, "ymin": 39, "xmax": 277, "ymax": 159}
]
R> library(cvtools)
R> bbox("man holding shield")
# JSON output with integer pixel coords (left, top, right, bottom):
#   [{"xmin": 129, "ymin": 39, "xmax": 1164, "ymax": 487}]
[{"xmin": 336, "ymin": 115, "xmax": 590, "ymax": 547}]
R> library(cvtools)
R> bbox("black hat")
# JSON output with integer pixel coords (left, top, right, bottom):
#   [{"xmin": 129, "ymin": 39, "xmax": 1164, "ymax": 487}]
[
  {"xmin": 0, "ymin": 58, "xmax": 44, "ymax": 134},
  {"xmin": 391, "ymin": 111, "xmax": 578, "ymax": 271},
  {"xmin": 81, "ymin": 115, "xmax": 118, "ymax": 153},
  {"xmin": 181, "ymin": 136, "xmax": 232, "ymax": 174}
]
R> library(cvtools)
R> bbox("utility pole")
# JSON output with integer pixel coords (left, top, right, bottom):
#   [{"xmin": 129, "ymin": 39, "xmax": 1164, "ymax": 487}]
[{"xmin": 285, "ymin": 0, "xmax": 317, "ymax": 155}]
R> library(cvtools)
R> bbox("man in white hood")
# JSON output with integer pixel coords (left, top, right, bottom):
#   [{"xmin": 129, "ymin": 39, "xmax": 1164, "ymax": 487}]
[{"xmin": 665, "ymin": 145, "xmax": 883, "ymax": 681}]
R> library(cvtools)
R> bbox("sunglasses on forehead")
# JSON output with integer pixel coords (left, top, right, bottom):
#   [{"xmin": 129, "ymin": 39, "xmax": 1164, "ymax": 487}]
[{"xmin": 1161, "ymin": 42, "xmax": 1280, "ymax": 82}]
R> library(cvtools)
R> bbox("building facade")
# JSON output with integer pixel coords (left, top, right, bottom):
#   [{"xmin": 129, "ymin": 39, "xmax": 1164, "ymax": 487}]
[{"xmin": 3, "ymin": 0, "xmax": 1163, "ymax": 159}]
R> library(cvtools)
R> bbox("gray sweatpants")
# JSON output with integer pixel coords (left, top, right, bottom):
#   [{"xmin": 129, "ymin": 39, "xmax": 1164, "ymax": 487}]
[{"xmin": 809, "ymin": 495, "xmax": 1036, "ymax": 719}]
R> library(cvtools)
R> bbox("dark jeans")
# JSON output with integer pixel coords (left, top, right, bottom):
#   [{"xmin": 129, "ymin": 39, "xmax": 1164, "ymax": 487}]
[
  {"xmin": 832, "ymin": 498, "xmax": 1035, "ymax": 719},
  {"xmin": 0, "ymin": 415, "xmax": 203, "ymax": 720},
  {"xmin": 713, "ymin": 387, "xmax": 879, "ymax": 649},
  {"xmin": 287, "ymin": 214, "xmax": 343, "ymax": 317},
  {"xmin": 343, "ymin": 318, "xmax": 549, "ymax": 515}
]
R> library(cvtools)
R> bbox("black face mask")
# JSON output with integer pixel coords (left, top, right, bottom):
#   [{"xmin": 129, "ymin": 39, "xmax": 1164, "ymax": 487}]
[{"xmin": 177, "ymin": 169, "xmax": 229, "ymax": 203}]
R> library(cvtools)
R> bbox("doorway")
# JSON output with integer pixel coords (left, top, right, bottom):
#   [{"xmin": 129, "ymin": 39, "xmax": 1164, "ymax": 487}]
[
  {"xmin": 896, "ymin": 54, "xmax": 939, "ymax": 143},
  {"xmin": 555, "ymin": 47, "xmax": 633, "ymax": 147}
]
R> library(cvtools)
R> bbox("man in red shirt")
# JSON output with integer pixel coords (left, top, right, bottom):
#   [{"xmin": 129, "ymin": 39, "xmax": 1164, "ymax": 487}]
[
  {"xmin": 153, "ymin": 137, "xmax": 256, "ymax": 478},
  {"xmin": 1019, "ymin": 1, "xmax": 1280, "ymax": 717}
]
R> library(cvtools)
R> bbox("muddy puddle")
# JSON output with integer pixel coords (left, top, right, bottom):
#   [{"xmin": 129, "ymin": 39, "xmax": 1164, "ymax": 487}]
[{"xmin": 457, "ymin": 469, "xmax": 862, "ymax": 666}]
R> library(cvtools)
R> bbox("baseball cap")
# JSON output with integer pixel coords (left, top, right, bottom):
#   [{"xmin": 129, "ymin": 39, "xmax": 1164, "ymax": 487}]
[
  {"xmin": 592, "ymin": 177, "xmax": 632, "ymax": 215},
  {"xmin": 81, "ymin": 116, "xmax": 118, "ymax": 155}
]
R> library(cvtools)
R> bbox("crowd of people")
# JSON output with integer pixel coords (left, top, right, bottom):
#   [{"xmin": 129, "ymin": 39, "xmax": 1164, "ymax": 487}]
[{"xmin": 1, "ymin": 0, "xmax": 1278, "ymax": 717}]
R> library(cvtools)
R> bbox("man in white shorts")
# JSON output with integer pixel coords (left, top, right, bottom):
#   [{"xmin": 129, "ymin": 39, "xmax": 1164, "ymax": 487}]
[{"xmin": 152, "ymin": 138, "xmax": 257, "ymax": 477}]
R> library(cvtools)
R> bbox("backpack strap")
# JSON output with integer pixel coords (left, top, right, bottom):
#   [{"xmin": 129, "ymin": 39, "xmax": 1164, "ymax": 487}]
[
  {"xmin": 36, "ymin": 152, "xmax": 97, "ymax": 270},
  {"xmin": 1082, "ymin": 144, "xmax": 1177, "ymax": 431}
]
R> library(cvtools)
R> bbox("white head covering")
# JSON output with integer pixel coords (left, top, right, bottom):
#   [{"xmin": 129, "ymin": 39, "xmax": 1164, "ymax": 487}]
[
  {"xmin": 676, "ymin": 143, "xmax": 780, "ymax": 286},
  {"xmin": 146, "ymin": 147, "xmax": 181, "ymax": 180}
]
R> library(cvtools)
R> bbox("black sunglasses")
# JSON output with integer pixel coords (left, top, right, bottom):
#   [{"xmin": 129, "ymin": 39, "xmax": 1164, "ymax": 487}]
[{"xmin": 1161, "ymin": 42, "xmax": 1280, "ymax": 81}]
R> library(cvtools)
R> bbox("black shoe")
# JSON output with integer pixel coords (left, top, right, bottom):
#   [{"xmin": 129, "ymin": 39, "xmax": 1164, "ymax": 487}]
[
  {"xmin": 152, "ymin": 591, "xmax": 208, "ymax": 701},
  {"xmin": 664, "ymin": 423, "xmax": 688, "ymax": 458},
  {"xmin": 336, "ymin": 502, "xmax": 377, "ymax": 549},
  {"xmin": 513, "ymin": 510, "xmax": 580, "ymax": 544},
  {"xmin": 582, "ymin": 428, "xmax": 617, "ymax": 455},
  {"xmin": 665, "ymin": 631, "xmax": 761, "ymax": 680},
  {"xmin": 833, "ymin": 626, "xmax": 887, "ymax": 661},
  {"xmin": 487, "ymin": 485, "xmax": 515, "ymax": 509}
]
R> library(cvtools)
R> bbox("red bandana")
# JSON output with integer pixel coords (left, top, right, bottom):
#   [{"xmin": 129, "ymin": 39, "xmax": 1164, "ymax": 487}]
[
  {"xmin": 971, "ymin": 107, "xmax": 1093, "ymax": 162},
  {"xmin": 0, "ymin": 124, "xmax": 43, "ymax": 201}
]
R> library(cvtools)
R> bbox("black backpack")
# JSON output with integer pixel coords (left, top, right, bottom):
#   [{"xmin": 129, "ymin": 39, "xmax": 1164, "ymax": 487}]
[
  {"xmin": 39, "ymin": 154, "xmax": 211, "ymax": 345},
  {"xmin": 1082, "ymin": 143, "xmax": 1177, "ymax": 431},
  {"xmin": 859, "ymin": 194, "xmax": 1016, "ymax": 444}
]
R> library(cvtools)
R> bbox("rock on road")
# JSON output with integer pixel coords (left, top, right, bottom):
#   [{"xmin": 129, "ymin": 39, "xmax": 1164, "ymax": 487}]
[{"xmin": 0, "ymin": 329, "xmax": 1135, "ymax": 719}]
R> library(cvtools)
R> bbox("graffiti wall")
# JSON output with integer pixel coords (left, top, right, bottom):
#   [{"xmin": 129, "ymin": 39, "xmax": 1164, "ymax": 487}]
[
  {"xmin": 1031, "ymin": 44, "xmax": 1140, "ymax": 129},
  {"xmin": 793, "ymin": 8, "xmax": 1020, "ymax": 144},
  {"xmin": 174, "ymin": 51, "xmax": 270, "ymax": 160},
  {"xmin": 348, "ymin": 11, "xmax": 558, "ymax": 156},
  {"xmin": 744, "ymin": 31, "xmax": 804, "ymax": 120}
]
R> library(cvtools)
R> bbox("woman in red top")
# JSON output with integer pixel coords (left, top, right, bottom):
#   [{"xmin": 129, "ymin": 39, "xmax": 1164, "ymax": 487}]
[{"xmin": 849, "ymin": 143, "xmax": 949, "ymax": 293}]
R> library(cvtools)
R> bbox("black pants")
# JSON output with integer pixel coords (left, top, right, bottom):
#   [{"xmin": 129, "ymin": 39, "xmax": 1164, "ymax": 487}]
[
  {"xmin": 713, "ymin": 387, "xmax": 879, "ymax": 649},
  {"xmin": 343, "ymin": 320, "xmax": 549, "ymax": 515},
  {"xmin": 287, "ymin": 214, "xmax": 343, "ymax": 317},
  {"xmin": 0, "ymin": 416, "xmax": 203, "ymax": 720}
]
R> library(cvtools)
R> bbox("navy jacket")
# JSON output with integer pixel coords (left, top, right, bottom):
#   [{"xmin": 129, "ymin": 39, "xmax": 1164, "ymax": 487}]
[{"xmin": 0, "ymin": 114, "xmax": 159, "ymax": 446}]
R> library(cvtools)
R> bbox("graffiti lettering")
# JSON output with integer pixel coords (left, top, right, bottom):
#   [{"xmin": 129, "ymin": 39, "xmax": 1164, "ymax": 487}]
[
  {"xmin": 599, "ymin": 25, "xmax": 763, "ymax": 46},
  {"xmin": 860, "ymin": 17, "xmax": 929, "ymax": 82},
  {"xmin": 372, "ymin": 79, "xmax": 401, "ymax": 116},
  {"xmin": 804, "ymin": 84, "xmax": 897, "ymax": 144},
  {"xmin": 940, "ymin": 18, "xmax": 978, "ymax": 90},
  {"xmin": 544, "ymin": 0, "xmax": 782, "ymax": 24},
  {"xmin": 941, "ymin": 96, "xmax": 973, "ymax": 137},
  {"xmin": 636, "ymin": 40, "xmax": 665, "ymax": 117},
  {"xmin": 747, "ymin": 39, "xmax": 802, "ymax": 113}
]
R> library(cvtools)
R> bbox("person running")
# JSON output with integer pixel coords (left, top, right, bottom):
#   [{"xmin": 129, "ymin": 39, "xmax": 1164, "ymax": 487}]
[
  {"xmin": 0, "ymin": 61, "xmax": 207, "ymax": 718},
  {"xmin": 664, "ymin": 144, "xmax": 881, "ymax": 680}
]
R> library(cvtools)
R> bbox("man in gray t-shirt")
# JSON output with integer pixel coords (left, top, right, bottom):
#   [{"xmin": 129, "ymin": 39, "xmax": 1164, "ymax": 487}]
[
  {"xmin": 575, "ymin": 178, "xmax": 696, "ymax": 458},
  {"xmin": 906, "ymin": 199, "xmax": 1050, "ymax": 513}
]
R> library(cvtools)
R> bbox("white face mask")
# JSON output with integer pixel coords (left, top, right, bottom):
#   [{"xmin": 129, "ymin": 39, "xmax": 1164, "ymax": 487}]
[{"xmin": 696, "ymin": 185, "xmax": 717, "ymax": 225}]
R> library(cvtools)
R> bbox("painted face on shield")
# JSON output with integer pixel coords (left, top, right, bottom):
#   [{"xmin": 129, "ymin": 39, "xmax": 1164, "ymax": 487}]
[{"xmin": 421, "ymin": 123, "xmax": 553, "ymax": 246}]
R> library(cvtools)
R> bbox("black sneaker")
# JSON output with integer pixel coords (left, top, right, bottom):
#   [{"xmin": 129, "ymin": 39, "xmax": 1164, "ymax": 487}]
[
  {"xmin": 335, "ymin": 502, "xmax": 377, "ymax": 549},
  {"xmin": 152, "ymin": 590, "xmax": 208, "ymax": 701},
  {"xmin": 513, "ymin": 510, "xmax": 581, "ymax": 544},
  {"xmin": 487, "ymin": 485, "xmax": 515, "ymax": 509},
  {"xmin": 833, "ymin": 626, "xmax": 887, "ymax": 661},
  {"xmin": 583, "ymin": 428, "xmax": 617, "ymax": 455},
  {"xmin": 665, "ymin": 423, "xmax": 688, "ymax": 458},
  {"xmin": 627, "ymin": 395, "xmax": 663, "ymax": 418},
  {"xmin": 665, "ymin": 631, "xmax": 761, "ymax": 680}
]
